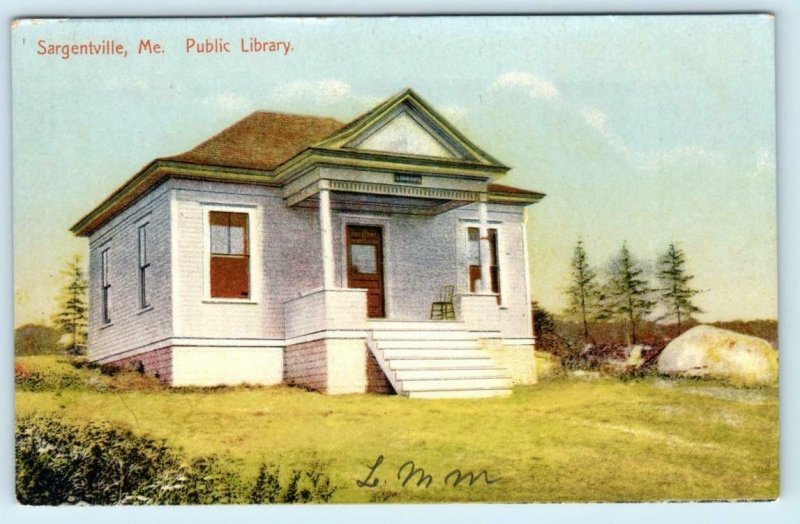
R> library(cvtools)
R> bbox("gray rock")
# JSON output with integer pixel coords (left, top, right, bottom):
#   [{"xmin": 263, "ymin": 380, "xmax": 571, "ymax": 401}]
[{"xmin": 657, "ymin": 325, "xmax": 777, "ymax": 386}]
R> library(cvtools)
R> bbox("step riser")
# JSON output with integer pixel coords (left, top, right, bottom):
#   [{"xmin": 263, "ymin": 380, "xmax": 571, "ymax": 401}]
[
  {"xmin": 407, "ymin": 389, "xmax": 513, "ymax": 399},
  {"xmin": 381, "ymin": 349, "xmax": 484, "ymax": 360},
  {"xmin": 369, "ymin": 321, "xmax": 466, "ymax": 331},
  {"xmin": 395, "ymin": 368, "xmax": 507, "ymax": 380},
  {"xmin": 377, "ymin": 339, "xmax": 478, "ymax": 349},
  {"xmin": 389, "ymin": 359, "xmax": 495, "ymax": 370},
  {"xmin": 372, "ymin": 331, "xmax": 479, "ymax": 341},
  {"xmin": 402, "ymin": 378, "xmax": 512, "ymax": 392}
]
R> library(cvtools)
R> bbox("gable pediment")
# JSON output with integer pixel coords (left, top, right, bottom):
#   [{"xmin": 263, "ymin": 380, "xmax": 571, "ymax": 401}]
[
  {"xmin": 348, "ymin": 108, "xmax": 460, "ymax": 159},
  {"xmin": 312, "ymin": 89, "xmax": 508, "ymax": 168}
]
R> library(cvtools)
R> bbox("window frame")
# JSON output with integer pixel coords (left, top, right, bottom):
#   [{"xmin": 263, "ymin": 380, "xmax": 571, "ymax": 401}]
[
  {"xmin": 138, "ymin": 223, "xmax": 151, "ymax": 309},
  {"xmin": 202, "ymin": 205, "xmax": 258, "ymax": 303},
  {"xmin": 466, "ymin": 226, "xmax": 502, "ymax": 305},
  {"xmin": 101, "ymin": 247, "xmax": 111, "ymax": 324}
]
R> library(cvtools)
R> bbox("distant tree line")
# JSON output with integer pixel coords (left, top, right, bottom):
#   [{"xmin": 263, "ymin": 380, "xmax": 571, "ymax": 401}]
[
  {"xmin": 15, "ymin": 254, "xmax": 88, "ymax": 356},
  {"xmin": 563, "ymin": 240, "xmax": 704, "ymax": 346}
]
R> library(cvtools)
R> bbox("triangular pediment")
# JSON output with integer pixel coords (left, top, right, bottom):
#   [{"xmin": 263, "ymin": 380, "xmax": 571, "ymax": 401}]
[
  {"xmin": 313, "ymin": 89, "xmax": 508, "ymax": 168},
  {"xmin": 352, "ymin": 110, "xmax": 458, "ymax": 158}
]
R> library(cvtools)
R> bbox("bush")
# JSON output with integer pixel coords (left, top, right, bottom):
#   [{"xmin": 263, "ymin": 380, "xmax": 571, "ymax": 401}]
[
  {"xmin": 250, "ymin": 461, "xmax": 336, "ymax": 503},
  {"xmin": 16, "ymin": 414, "xmax": 337, "ymax": 505},
  {"xmin": 15, "ymin": 324, "xmax": 62, "ymax": 356},
  {"xmin": 14, "ymin": 356, "xmax": 165, "ymax": 393},
  {"xmin": 14, "ymin": 360, "xmax": 87, "ymax": 392}
]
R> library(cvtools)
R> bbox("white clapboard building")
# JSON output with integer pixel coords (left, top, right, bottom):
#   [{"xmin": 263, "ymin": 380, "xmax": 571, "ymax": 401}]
[{"xmin": 71, "ymin": 89, "xmax": 545, "ymax": 398}]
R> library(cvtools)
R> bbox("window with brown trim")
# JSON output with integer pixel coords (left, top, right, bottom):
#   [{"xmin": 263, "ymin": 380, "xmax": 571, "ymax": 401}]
[
  {"xmin": 138, "ymin": 224, "xmax": 150, "ymax": 309},
  {"xmin": 101, "ymin": 248, "xmax": 111, "ymax": 323},
  {"xmin": 209, "ymin": 211, "xmax": 250, "ymax": 299},
  {"xmin": 467, "ymin": 227, "xmax": 501, "ymax": 304}
]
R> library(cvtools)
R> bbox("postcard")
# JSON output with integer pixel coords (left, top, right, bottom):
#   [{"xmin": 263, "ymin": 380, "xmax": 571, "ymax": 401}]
[{"xmin": 11, "ymin": 15, "xmax": 777, "ymax": 504}]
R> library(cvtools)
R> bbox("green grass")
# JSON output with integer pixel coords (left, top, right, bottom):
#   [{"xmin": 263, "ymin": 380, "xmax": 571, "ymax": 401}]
[{"xmin": 15, "ymin": 355, "xmax": 778, "ymax": 503}]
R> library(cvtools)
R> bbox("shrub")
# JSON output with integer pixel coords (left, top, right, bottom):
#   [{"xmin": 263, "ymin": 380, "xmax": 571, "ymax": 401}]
[
  {"xmin": 14, "ymin": 360, "xmax": 86, "ymax": 392},
  {"xmin": 14, "ymin": 356, "xmax": 165, "ymax": 393},
  {"xmin": 15, "ymin": 324, "xmax": 62, "ymax": 356},
  {"xmin": 17, "ymin": 414, "xmax": 183, "ymax": 505},
  {"xmin": 250, "ymin": 460, "xmax": 337, "ymax": 503},
  {"xmin": 16, "ymin": 414, "xmax": 337, "ymax": 505}
]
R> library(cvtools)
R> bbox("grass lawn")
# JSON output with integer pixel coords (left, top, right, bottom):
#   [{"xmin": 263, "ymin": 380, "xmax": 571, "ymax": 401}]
[{"xmin": 15, "ymin": 355, "xmax": 778, "ymax": 503}]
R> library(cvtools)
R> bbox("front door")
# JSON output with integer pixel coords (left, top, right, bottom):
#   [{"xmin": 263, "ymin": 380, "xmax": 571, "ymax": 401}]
[{"xmin": 346, "ymin": 225, "xmax": 385, "ymax": 318}]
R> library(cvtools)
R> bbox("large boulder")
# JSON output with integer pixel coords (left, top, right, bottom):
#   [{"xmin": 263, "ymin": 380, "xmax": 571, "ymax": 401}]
[{"xmin": 657, "ymin": 325, "xmax": 777, "ymax": 386}]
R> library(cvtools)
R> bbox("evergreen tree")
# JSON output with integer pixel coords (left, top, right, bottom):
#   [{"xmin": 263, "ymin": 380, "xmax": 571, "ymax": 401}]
[
  {"xmin": 657, "ymin": 243, "xmax": 703, "ymax": 332},
  {"xmin": 565, "ymin": 240, "xmax": 604, "ymax": 340},
  {"xmin": 51, "ymin": 254, "xmax": 88, "ymax": 355},
  {"xmin": 607, "ymin": 243, "xmax": 655, "ymax": 345}
]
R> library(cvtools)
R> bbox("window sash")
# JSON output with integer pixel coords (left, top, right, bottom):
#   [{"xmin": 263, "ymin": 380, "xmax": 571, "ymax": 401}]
[
  {"xmin": 210, "ymin": 211, "xmax": 248, "ymax": 256},
  {"xmin": 139, "ymin": 266, "xmax": 150, "ymax": 309},
  {"xmin": 467, "ymin": 227, "xmax": 501, "ymax": 303},
  {"xmin": 101, "ymin": 249, "xmax": 109, "ymax": 287},
  {"xmin": 209, "ymin": 211, "xmax": 250, "ymax": 299},
  {"xmin": 138, "ymin": 224, "xmax": 148, "ymax": 267},
  {"xmin": 101, "ymin": 248, "xmax": 111, "ymax": 323}
]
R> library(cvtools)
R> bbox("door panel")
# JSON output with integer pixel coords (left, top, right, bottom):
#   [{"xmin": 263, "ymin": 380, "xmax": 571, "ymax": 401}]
[{"xmin": 346, "ymin": 225, "xmax": 385, "ymax": 318}]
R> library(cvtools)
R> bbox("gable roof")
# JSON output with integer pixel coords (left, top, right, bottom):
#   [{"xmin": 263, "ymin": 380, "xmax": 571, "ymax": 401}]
[{"xmin": 166, "ymin": 111, "xmax": 345, "ymax": 171}]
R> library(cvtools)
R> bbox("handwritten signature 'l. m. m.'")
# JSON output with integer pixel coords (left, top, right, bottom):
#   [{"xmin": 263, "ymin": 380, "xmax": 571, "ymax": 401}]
[{"xmin": 356, "ymin": 454, "xmax": 501, "ymax": 489}]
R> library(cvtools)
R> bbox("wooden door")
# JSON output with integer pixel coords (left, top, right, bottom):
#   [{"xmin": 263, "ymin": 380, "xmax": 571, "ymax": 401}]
[{"xmin": 346, "ymin": 225, "xmax": 385, "ymax": 318}]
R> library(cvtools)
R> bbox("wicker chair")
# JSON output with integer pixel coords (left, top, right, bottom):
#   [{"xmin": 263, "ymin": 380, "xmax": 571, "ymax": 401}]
[{"xmin": 430, "ymin": 285, "xmax": 455, "ymax": 320}]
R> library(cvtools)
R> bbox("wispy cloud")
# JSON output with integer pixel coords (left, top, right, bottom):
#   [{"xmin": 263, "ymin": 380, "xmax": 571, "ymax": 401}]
[
  {"xmin": 437, "ymin": 104, "xmax": 468, "ymax": 123},
  {"xmin": 490, "ymin": 71, "xmax": 734, "ymax": 173},
  {"xmin": 271, "ymin": 79, "xmax": 354, "ymax": 101},
  {"xmin": 576, "ymin": 104, "xmax": 630, "ymax": 154},
  {"xmin": 492, "ymin": 71, "xmax": 561, "ymax": 101},
  {"xmin": 493, "ymin": 71, "xmax": 626, "ymax": 153},
  {"xmin": 209, "ymin": 92, "xmax": 252, "ymax": 112}
]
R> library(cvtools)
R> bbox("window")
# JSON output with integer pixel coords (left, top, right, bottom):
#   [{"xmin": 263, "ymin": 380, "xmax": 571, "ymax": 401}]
[
  {"xmin": 138, "ymin": 224, "xmax": 150, "ymax": 309},
  {"xmin": 209, "ymin": 211, "xmax": 250, "ymax": 299},
  {"xmin": 101, "ymin": 248, "xmax": 111, "ymax": 324},
  {"xmin": 467, "ymin": 227, "xmax": 501, "ymax": 304}
]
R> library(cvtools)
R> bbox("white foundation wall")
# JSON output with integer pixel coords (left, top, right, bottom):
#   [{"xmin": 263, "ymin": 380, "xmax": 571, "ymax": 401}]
[
  {"xmin": 484, "ymin": 342, "xmax": 537, "ymax": 385},
  {"xmin": 171, "ymin": 180, "xmax": 323, "ymax": 340},
  {"xmin": 171, "ymin": 346, "xmax": 284, "ymax": 386},
  {"xmin": 87, "ymin": 183, "xmax": 173, "ymax": 362},
  {"xmin": 326, "ymin": 339, "xmax": 369, "ymax": 394}
]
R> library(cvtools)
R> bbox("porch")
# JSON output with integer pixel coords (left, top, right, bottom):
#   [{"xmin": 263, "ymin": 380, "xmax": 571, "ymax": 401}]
[
  {"xmin": 284, "ymin": 169, "xmax": 507, "ymax": 319},
  {"xmin": 279, "ymin": 168, "xmax": 540, "ymax": 397}
]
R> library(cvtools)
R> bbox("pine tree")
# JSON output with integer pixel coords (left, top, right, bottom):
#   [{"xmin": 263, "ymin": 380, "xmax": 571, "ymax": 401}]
[
  {"xmin": 657, "ymin": 243, "xmax": 703, "ymax": 332},
  {"xmin": 607, "ymin": 243, "xmax": 655, "ymax": 346},
  {"xmin": 565, "ymin": 240, "xmax": 603, "ymax": 340},
  {"xmin": 51, "ymin": 254, "xmax": 88, "ymax": 355}
]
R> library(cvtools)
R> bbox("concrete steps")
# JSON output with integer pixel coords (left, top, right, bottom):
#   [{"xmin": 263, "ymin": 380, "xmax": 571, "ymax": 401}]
[{"xmin": 366, "ymin": 323, "xmax": 512, "ymax": 399}]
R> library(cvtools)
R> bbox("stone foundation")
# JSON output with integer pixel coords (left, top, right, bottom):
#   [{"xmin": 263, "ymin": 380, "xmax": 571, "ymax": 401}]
[
  {"xmin": 366, "ymin": 350, "xmax": 394, "ymax": 394},
  {"xmin": 107, "ymin": 347, "xmax": 173, "ymax": 384},
  {"xmin": 285, "ymin": 339, "xmax": 328, "ymax": 391}
]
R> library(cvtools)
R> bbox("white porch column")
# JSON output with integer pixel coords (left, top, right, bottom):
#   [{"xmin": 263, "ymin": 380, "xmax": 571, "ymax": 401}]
[
  {"xmin": 478, "ymin": 199, "xmax": 492, "ymax": 293},
  {"xmin": 319, "ymin": 185, "xmax": 336, "ymax": 289}
]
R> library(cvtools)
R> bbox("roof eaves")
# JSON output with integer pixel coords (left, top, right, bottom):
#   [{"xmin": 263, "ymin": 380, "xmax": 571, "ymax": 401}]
[{"xmin": 71, "ymin": 159, "xmax": 277, "ymax": 236}]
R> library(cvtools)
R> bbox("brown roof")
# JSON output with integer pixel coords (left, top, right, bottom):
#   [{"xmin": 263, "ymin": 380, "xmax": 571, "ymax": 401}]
[
  {"xmin": 166, "ymin": 111, "xmax": 345, "ymax": 171},
  {"xmin": 488, "ymin": 183, "xmax": 544, "ymax": 197}
]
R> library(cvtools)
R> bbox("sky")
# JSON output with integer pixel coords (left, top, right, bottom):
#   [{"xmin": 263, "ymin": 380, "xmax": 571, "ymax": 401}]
[{"xmin": 11, "ymin": 15, "xmax": 776, "ymax": 326}]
